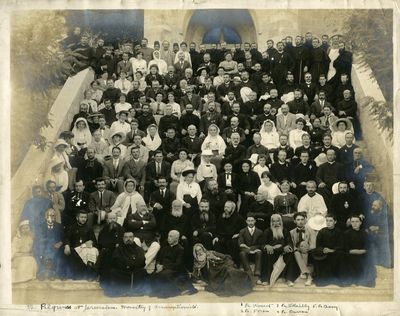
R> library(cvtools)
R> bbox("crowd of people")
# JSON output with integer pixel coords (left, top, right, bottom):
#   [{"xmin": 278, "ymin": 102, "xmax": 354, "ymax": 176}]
[{"xmin": 12, "ymin": 31, "xmax": 392, "ymax": 297}]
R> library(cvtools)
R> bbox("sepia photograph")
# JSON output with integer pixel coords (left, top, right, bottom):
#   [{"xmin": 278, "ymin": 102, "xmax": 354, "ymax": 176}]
[{"xmin": 1, "ymin": 0, "xmax": 398, "ymax": 313}]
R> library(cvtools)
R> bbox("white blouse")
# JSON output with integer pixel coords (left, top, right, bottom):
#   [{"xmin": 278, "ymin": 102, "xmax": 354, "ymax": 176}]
[{"xmin": 176, "ymin": 181, "xmax": 202, "ymax": 204}]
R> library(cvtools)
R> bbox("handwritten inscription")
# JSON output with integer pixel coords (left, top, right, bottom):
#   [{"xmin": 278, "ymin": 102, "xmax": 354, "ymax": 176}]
[{"xmin": 240, "ymin": 303, "xmax": 340, "ymax": 315}]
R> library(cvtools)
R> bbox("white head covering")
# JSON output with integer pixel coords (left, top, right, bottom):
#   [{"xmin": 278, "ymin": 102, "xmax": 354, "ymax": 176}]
[
  {"xmin": 201, "ymin": 124, "xmax": 226, "ymax": 155},
  {"xmin": 240, "ymin": 87, "xmax": 253, "ymax": 103},
  {"xmin": 142, "ymin": 124, "xmax": 162, "ymax": 151},
  {"xmin": 71, "ymin": 117, "xmax": 92, "ymax": 147},
  {"xmin": 148, "ymin": 50, "xmax": 168, "ymax": 75}
]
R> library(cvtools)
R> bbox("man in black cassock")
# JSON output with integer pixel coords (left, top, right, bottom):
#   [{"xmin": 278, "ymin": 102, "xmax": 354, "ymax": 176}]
[
  {"xmin": 292, "ymin": 35, "xmax": 310, "ymax": 84},
  {"xmin": 213, "ymin": 201, "xmax": 246, "ymax": 265},
  {"xmin": 271, "ymin": 41, "xmax": 295, "ymax": 90},
  {"xmin": 312, "ymin": 214, "xmax": 344, "ymax": 286},
  {"xmin": 63, "ymin": 210, "xmax": 98, "ymax": 280},
  {"xmin": 97, "ymin": 212, "xmax": 124, "ymax": 289},
  {"xmin": 330, "ymin": 42, "xmax": 353, "ymax": 88},
  {"xmin": 151, "ymin": 230, "xmax": 198, "ymax": 298},
  {"xmin": 309, "ymin": 38, "xmax": 330, "ymax": 83},
  {"xmin": 191, "ymin": 199, "xmax": 217, "ymax": 250},
  {"xmin": 329, "ymin": 182, "xmax": 357, "ymax": 231},
  {"xmin": 102, "ymin": 230, "xmax": 148, "ymax": 297}
]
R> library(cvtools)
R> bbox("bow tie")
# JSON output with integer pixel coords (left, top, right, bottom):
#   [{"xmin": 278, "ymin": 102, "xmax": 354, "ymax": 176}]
[{"xmin": 297, "ymin": 228, "xmax": 305, "ymax": 233}]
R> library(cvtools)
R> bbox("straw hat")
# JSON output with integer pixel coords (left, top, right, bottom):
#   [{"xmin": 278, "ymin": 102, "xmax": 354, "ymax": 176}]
[{"xmin": 53, "ymin": 139, "xmax": 69, "ymax": 149}]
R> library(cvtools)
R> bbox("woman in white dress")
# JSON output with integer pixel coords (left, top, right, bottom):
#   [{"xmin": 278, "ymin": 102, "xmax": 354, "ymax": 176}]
[
  {"xmin": 12, "ymin": 220, "xmax": 38, "ymax": 283},
  {"xmin": 148, "ymin": 50, "xmax": 168, "ymax": 75},
  {"xmin": 253, "ymin": 154, "xmax": 270, "ymax": 181},
  {"xmin": 130, "ymin": 51, "xmax": 147, "ymax": 79},
  {"xmin": 142, "ymin": 124, "xmax": 162, "ymax": 157},
  {"xmin": 176, "ymin": 167, "xmax": 202, "ymax": 217},
  {"xmin": 289, "ymin": 118, "xmax": 308, "ymax": 150},
  {"xmin": 331, "ymin": 118, "xmax": 355, "ymax": 148},
  {"xmin": 201, "ymin": 124, "xmax": 226, "ymax": 169},
  {"xmin": 260, "ymin": 119, "xmax": 280, "ymax": 151},
  {"xmin": 71, "ymin": 117, "xmax": 92, "ymax": 147},
  {"xmin": 258, "ymin": 171, "xmax": 281, "ymax": 206},
  {"xmin": 166, "ymin": 92, "xmax": 181, "ymax": 118},
  {"xmin": 170, "ymin": 149, "xmax": 194, "ymax": 195},
  {"xmin": 111, "ymin": 179, "xmax": 145, "ymax": 225}
]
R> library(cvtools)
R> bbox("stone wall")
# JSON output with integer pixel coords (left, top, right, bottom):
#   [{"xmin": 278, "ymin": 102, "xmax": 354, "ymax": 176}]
[
  {"xmin": 351, "ymin": 57, "xmax": 393, "ymax": 207},
  {"xmin": 11, "ymin": 69, "xmax": 95, "ymax": 231}
]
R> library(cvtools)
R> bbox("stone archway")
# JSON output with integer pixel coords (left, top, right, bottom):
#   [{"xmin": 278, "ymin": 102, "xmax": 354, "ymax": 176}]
[{"xmin": 184, "ymin": 9, "xmax": 257, "ymax": 46}]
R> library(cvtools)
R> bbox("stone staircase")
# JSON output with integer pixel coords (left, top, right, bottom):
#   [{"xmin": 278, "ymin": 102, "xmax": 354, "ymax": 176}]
[{"xmin": 13, "ymin": 266, "xmax": 393, "ymax": 302}]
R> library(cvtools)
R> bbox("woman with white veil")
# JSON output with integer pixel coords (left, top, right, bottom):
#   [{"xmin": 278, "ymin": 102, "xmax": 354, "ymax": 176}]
[
  {"xmin": 260, "ymin": 119, "xmax": 280, "ymax": 152},
  {"xmin": 71, "ymin": 117, "xmax": 92, "ymax": 147},
  {"xmin": 110, "ymin": 179, "xmax": 145, "ymax": 225},
  {"xmin": 142, "ymin": 124, "xmax": 162, "ymax": 158},
  {"xmin": 201, "ymin": 123, "xmax": 226, "ymax": 169},
  {"xmin": 148, "ymin": 50, "xmax": 168, "ymax": 75}
]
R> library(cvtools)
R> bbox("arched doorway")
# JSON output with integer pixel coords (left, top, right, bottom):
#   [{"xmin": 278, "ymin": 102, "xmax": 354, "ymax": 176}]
[{"xmin": 184, "ymin": 9, "xmax": 257, "ymax": 46}]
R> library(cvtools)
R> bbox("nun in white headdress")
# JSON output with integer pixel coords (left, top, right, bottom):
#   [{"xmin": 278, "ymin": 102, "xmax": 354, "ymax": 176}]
[
  {"xmin": 71, "ymin": 117, "xmax": 92, "ymax": 147},
  {"xmin": 259, "ymin": 119, "xmax": 280, "ymax": 151},
  {"xmin": 142, "ymin": 124, "xmax": 162, "ymax": 157},
  {"xmin": 201, "ymin": 123, "xmax": 226, "ymax": 169}
]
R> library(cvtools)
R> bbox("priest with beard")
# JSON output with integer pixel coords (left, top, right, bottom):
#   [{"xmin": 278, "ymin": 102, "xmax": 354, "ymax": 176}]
[
  {"xmin": 103, "ymin": 230, "xmax": 147, "ymax": 297},
  {"xmin": 191, "ymin": 199, "xmax": 217, "ymax": 250},
  {"xmin": 247, "ymin": 191, "xmax": 274, "ymax": 231},
  {"xmin": 213, "ymin": 201, "xmax": 246, "ymax": 265},
  {"xmin": 312, "ymin": 214, "xmax": 344, "ymax": 286},
  {"xmin": 330, "ymin": 42, "xmax": 353, "ymax": 88},
  {"xmin": 271, "ymin": 42, "xmax": 294, "ymax": 90},
  {"xmin": 260, "ymin": 214, "xmax": 297, "ymax": 286},
  {"xmin": 160, "ymin": 200, "xmax": 191, "ymax": 269},
  {"xmin": 151, "ymin": 230, "xmax": 198, "ymax": 298},
  {"xmin": 97, "ymin": 212, "xmax": 124, "ymax": 289},
  {"xmin": 202, "ymin": 179, "xmax": 229, "ymax": 217},
  {"xmin": 292, "ymin": 35, "xmax": 310, "ymax": 84},
  {"xmin": 329, "ymin": 181, "xmax": 357, "ymax": 231},
  {"xmin": 63, "ymin": 210, "xmax": 98, "ymax": 280}
]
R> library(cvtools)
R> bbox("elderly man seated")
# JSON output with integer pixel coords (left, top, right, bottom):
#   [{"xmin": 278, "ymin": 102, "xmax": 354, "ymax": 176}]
[{"xmin": 123, "ymin": 201, "xmax": 160, "ymax": 274}]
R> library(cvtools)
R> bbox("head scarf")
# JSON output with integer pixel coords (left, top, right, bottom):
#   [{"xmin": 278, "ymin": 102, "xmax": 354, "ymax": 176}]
[
  {"xmin": 142, "ymin": 124, "xmax": 162, "ymax": 151},
  {"xmin": 192, "ymin": 243, "xmax": 221, "ymax": 272},
  {"xmin": 201, "ymin": 124, "xmax": 226, "ymax": 155},
  {"xmin": 71, "ymin": 117, "xmax": 92, "ymax": 147}
]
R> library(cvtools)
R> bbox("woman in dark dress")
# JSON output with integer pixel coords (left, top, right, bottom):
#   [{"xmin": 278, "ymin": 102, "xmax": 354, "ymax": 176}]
[
  {"xmin": 238, "ymin": 160, "xmax": 261, "ymax": 217},
  {"xmin": 342, "ymin": 215, "xmax": 376, "ymax": 287},
  {"xmin": 192, "ymin": 243, "xmax": 253, "ymax": 296}
]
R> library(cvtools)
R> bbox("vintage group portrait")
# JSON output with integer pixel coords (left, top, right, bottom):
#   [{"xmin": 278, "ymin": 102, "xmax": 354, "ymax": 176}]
[{"xmin": 1, "ymin": 0, "xmax": 398, "ymax": 314}]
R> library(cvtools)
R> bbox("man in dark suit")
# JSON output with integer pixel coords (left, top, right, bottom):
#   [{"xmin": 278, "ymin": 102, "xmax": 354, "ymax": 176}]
[
  {"xmin": 174, "ymin": 51, "xmax": 191, "ymax": 78},
  {"xmin": 149, "ymin": 176, "xmax": 175, "ymax": 226},
  {"xmin": 64, "ymin": 180, "xmax": 90, "ymax": 227},
  {"xmin": 88, "ymin": 178, "xmax": 116, "ymax": 227},
  {"xmin": 198, "ymin": 53, "xmax": 217, "ymax": 77},
  {"xmin": 145, "ymin": 150, "xmax": 171, "ymax": 202},
  {"xmin": 76, "ymin": 147, "xmax": 103, "ymax": 193},
  {"xmin": 122, "ymin": 146, "xmax": 146, "ymax": 194},
  {"xmin": 310, "ymin": 90, "xmax": 332, "ymax": 119},
  {"xmin": 117, "ymin": 53, "xmax": 133, "ymax": 77},
  {"xmin": 180, "ymin": 87, "xmax": 202, "ymax": 112},
  {"xmin": 103, "ymin": 147, "xmax": 125, "ymax": 194},
  {"xmin": 124, "ymin": 119, "xmax": 146, "ymax": 146},
  {"xmin": 224, "ymin": 132, "xmax": 247, "ymax": 173},
  {"xmin": 222, "ymin": 117, "xmax": 246, "ymax": 144},
  {"xmin": 181, "ymin": 125, "xmax": 203, "ymax": 166},
  {"xmin": 238, "ymin": 215, "xmax": 263, "ymax": 282},
  {"xmin": 217, "ymin": 161, "xmax": 238, "ymax": 202}
]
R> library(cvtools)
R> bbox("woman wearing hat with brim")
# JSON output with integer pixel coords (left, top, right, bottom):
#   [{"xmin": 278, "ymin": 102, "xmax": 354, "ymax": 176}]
[
  {"xmin": 176, "ymin": 166, "xmax": 202, "ymax": 218},
  {"xmin": 108, "ymin": 131, "xmax": 127, "ymax": 158},
  {"xmin": 196, "ymin": 150, "xmax": 218, "ymax": 186},
  {"xmin": 109, "ymin": 110, "xmax": 131, "ymax": 145},
  {"xmin": 170, "ymin": 148, "xmax": 194, "ymax": 195},
  {"xmin": 53, "ymin": 138, "xmax": 72, "ymax": 170},
  {"xmin": 331, "ymin": 117, "xmax": 354, "ymax": 148}
]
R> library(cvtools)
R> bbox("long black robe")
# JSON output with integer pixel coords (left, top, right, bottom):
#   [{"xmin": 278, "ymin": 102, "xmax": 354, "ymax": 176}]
[
  {"xmin": 342, "ymin": 228, "xmax": 376, "ymax": 287},
  {"xmin": 313, "ymin": 227, "xmax": 344, "ymax": 286},
  {"xmin": 104, "ymin": 243, "xmax": 147, "ymax": 296}
]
